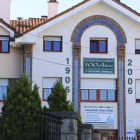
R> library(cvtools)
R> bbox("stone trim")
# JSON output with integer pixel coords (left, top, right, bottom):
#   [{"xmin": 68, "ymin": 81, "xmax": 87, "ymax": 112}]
[
  {"xmin": 9, "ymin": 78, "xmax": 18, "ymax": 88},
  {"xmin": 71, "ymin": 15, "xmax": 127, "ymax": 137},
  {"xmin": 23, "ymin": 44, "xmax": 33, "ymax": 84},
  {"xmin": 71, "ymin": 15, "xmax": 127, "ymax": 45}
]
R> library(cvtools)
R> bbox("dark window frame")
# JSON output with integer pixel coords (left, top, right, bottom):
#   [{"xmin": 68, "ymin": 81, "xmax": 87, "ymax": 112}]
[
  {"xmin": 90, "ymin": 39, "xmax": 107, "ymax": 53},
  {"xmin": 0, "ymin": 86, "xmax": 8, "ymax": 102},
  {"xmin": 0, "ymin": 36, "xmax": 10, "ymax": 53},
  {"xmin": 80, "ymin": 89, "xmax": 117, "ymax": 102},
  {"xmin": 135, "ymin": 39, "xmax": 140, "ymax": 54},
  {"xmin": 42, "ymin": 88, "xmax": 52, "ymax": 101},
  {"xmin": 43, "ymin": 36, "xmax": 62, "ymax": 52}
]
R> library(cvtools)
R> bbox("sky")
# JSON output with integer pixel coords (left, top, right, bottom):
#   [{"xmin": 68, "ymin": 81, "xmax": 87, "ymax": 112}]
[{"xmin": 10, "ymin": 0, "xmax": 140, "ymax": 20}]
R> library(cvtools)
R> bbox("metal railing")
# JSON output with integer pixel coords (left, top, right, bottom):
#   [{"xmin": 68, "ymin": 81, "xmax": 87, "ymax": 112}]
[
  {"xmin": 0, "ymin": 107, "xmax": 62, "ymax": 140},
  {"xmin": 108, "ymin": 136, "xmax": 140, "ymax": 140}
]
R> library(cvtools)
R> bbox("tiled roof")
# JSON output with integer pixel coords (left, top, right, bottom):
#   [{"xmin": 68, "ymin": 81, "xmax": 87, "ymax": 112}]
[
  {"xmin": 12, "ymin": 0, "xmax": 90, "ymax": 36},
  {"xmin": 0, "ymin": 18, "xmax": 15, "ymax": 31},
  {"xmin": 8, "ymin": 0, "xmax": 140, "ymax": 37},
  {"xmin": 112, "ymin": 0, "xmax": 140, "ymax": 17},
  {"xmin": 10, "ymin": 17, "xmax": 47, "ymax": 35}
]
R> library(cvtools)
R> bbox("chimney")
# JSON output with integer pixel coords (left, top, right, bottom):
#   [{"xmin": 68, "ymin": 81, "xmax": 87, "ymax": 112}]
[
  {"xmin": 0, "ymin": 0, "xmax": 11, "ymax": 24},
  {"xmin": 48, "ymin": 0, "xmax": 58, "ymax": 19}
]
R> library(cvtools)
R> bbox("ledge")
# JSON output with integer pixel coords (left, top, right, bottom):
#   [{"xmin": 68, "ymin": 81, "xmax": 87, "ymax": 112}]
[
  {"xmin": 78, "ymin": 124, "xmax": 94, "ymax": 129},
  {"xmin": 49, "ymin": 112, "xmax": 79, "ymax": 120},
  {"xmin": 92, "ymin": 129, "xmax": 101, "ymax": 133}
]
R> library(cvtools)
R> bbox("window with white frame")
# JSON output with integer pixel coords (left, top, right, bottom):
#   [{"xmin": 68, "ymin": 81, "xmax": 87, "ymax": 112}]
[
  {"xmin": 0, "ymin": 79, "xmax": 9, "ymax": 101},
  {"xmin": 136, "ymin": 80, "xmax": 140, "ymax": 102},
  {"xmin": 81, "ymin": 79, "xmax": 117, "ymax": 102},
  {"xmin": 43, "ymin": 37, "xmax": 62, "ymax": 52},
  {"xmin": 42, "ymin": 78, "xmax": 61, "ymax": 100},
  {"xmin": 135, "ymin": 39, "xmax": 140, "ymax": 54},
  {"xmin": 0, "ymin": 37, "xmax": 10, "ymax": 53}
]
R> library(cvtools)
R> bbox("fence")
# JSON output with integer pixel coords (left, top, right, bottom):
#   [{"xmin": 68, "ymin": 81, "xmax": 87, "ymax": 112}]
[
  {"xmin": 108, "ymin": 137, "xmax": 140, "ymax": 140},
  {"xmin": 0, "ymin": 107, "xmax": 62, "ymax": 140}
]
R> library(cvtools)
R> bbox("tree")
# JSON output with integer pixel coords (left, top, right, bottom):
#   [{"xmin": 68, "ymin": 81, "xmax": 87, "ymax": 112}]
[
  {"xmin": 47, "ymin": 78, "xmax": 73, "ymax": 111},
  {"xmin": 0, "ymin": 73, "xmax": 42, "ymax": 139},
  {"xmin": 45, "ymin": 78, "xmax": 82, "ymax": 123}
]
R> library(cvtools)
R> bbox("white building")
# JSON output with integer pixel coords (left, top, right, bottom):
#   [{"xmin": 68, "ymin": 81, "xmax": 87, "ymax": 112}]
[{"xmin": 0, "ymin": 0, "xmax": 140, "ymax": 137}]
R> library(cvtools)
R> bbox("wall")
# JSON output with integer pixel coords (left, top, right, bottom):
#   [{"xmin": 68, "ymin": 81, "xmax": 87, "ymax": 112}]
[
  {"xmin": 0, "ymin": 26, "xmax": 9, "ymax": 35},
  {"xmin": 0, "ymin": 0, "xmax": 10, "ymax": 24},
  {"xmin": 0, "ymin": 47, "xmax": 23, "ymax": 78},
  {"xmin": 31, "ymin": 2, "xmax": 140, "ymax": 136}
]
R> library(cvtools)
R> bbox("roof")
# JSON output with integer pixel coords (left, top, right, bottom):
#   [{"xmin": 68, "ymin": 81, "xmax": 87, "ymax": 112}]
[
  {"xmin": 8, "ymin": 0, "xmax": 140, "ymax": 37},
  {"xmin": 0, "ymin": 18, "xmax": 15, "ymax": 31},
  {"xmin": 10, "ymin": 17, "xmax": 47, "ymax": 36}
]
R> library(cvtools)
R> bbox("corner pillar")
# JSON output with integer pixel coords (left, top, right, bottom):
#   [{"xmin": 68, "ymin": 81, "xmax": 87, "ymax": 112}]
[
  {"xmin": 72, "ymin": 44, "xmax": 81, "ymax": 111},
  {"xmin": 117, "ymin": 44, "xmax": 126, "ymax": 137},
  {"xmin": 23, "ymin": 44, "xmax": 33, "ymax": 83}
]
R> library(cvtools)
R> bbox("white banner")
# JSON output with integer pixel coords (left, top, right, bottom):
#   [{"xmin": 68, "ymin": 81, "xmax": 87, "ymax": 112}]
[{"xmin": 85, "ymin": 106, "xmax": 114, "ymax": 129}]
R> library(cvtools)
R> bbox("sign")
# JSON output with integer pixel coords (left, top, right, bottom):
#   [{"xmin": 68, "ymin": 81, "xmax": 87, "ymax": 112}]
[
  {"xmin": 83, "ymin": 58, "xmax": 115, "ymax": 74},
  {"xmin": 85, "ymin": 106, "xmax": 114, "ymax": 129},
  {"xmin": 127, "ymin": 130, "xmax": 135, "ymax": 136},
  {"xmin": 126, "ymin": 119, "xmax": 136, "ymax": 127}
]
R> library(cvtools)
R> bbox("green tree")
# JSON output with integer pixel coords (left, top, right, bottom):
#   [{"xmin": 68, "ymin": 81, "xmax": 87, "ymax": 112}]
[
  {"xmin": 45, "ymin": 78, "xmax": 82, "ymax": 123},
  {"xmin": 47, "ymin": 78, "xmax": 73, "ymax": 111},
  {"xmin": 0, "ymin": 73, "xmax": 42, "ymax": 139}
]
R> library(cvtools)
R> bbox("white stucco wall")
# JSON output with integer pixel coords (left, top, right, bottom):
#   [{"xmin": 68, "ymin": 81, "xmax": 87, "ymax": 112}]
[
  {"xmin": 0, "ymin": 26, "xmax": 9, "ymax": 35},
  {"xmin": 0, "ymin": 0, "xmax": 10, "ymax": 24},
  {"xmin": 30, "ymin": 2, "xmax": 140, "ymax": 135}
]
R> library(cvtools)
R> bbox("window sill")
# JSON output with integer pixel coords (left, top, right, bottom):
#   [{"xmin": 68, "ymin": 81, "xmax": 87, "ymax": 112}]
[{"xmin": 80, "ymin": 100, "xmax": 117, "ymax": 102}]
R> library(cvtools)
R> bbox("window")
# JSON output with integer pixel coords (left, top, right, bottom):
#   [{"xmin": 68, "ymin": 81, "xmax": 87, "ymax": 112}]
[
  {"xmin": 135, "ymin": 40, "xmax": 140, "ymax": 54},
  {"xmin": 42, "ymin": 78, "xmax": 61, "ymax": 101},
  {"xmin": 0, "ymin": 79, "xmax": 9, "ymax": 101},
  {"xmin": 43, "ymin": 37, "xmax": 62, "ymax": 52},
  {"xmin": 0, "ymin": 37, "xmax": 9, "ymax": 53},
  {"xmin": 136, "ymin": 80, "xmax": 140, "ymax": 102},
  {"xmin": 80, "ymin": 89, "xmax": 116, "ymax": 102},
  {"xmin": 90, "ymin": 39, "xmax": 107, "ymax": 53}
]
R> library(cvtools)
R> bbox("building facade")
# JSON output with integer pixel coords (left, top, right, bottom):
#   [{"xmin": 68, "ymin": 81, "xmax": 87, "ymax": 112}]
[{"xmin": 0, "ymin": 0, "xmax": 140, "ymax": 137}]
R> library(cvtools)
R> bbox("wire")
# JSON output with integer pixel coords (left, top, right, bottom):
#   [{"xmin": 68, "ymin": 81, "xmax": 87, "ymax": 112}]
[{"xmin": 4, "ymin": 47, "xmax": 140, "ymax": 72}]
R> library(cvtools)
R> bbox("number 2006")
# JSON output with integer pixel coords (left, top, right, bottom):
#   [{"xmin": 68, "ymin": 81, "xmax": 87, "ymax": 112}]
[{"xmin": 128, "ymin": 59, "xmax": 133, "ymax": 94}]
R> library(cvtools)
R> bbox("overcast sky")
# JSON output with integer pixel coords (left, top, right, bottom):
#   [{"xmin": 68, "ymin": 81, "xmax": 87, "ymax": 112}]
[{"xmin": 10, "ymin": 0, "xmax": 140, "ymax": 20}]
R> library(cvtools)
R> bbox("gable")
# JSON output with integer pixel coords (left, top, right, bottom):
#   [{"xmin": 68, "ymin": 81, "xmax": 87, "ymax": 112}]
[
  {"xmin": 0, "ymin": 26, "xmax": 10, "ymax": 36},
  {"xmin": 15, "ymin": 0, "xmax": 140, "ymax": 44}
]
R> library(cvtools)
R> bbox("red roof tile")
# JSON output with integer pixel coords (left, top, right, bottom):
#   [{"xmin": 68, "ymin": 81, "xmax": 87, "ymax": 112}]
[{"xmin": 8, "ymin": 0, "xmax": 140, "ymax": 37}]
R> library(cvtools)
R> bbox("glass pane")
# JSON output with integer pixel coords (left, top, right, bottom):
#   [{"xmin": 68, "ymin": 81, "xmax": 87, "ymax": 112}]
[
  {"xmin": 2, "ymin": 41, "xmax": 8, "ymax": 52},
  {"xmin": 54, "ymin": 41, "xmax": 61, "ymax": 51},
  {"xmin": 45, "ymin": 41, "xmax": 51, "ymax": 51},
  {"xmin": 81, "ymin": 90, "xmax": 88, "ymax": 100},
  {"xmin": 108, "ymin": 90, "xmax": 115, "ymax": 100},
  {"xmin": 99, "ymin": 41, "xmax": 106, "ymax": 52},
  {"xmin": 90, "ymin": 90, "xmax": 96, "ymax": 100},
  {"xmin": 136, "ymin": 50, "xmax": 140, "ymax": 54},
  {"xmin": 0, "ymin": 86, "xmax": 7, "ymax": 100},
  {"xmin": 44, "ymin": 89, "xmax": 51, "ymax": 99},
  {"xmin": 91, "ymin": 41, "xmax": 97, "ymax": 52},
  {"xmin": 100, "ymin": 90, "xmax": 107, "ymax": 100}
]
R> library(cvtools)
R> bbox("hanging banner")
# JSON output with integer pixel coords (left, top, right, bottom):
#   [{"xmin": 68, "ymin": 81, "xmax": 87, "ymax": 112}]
[
  {"xmin": 83, "ymin": 58, "xmax": 115, "ymax": 74},
  {"xmin": 85, "ymin": 106, "xmax": 114, "ymax": 129}
]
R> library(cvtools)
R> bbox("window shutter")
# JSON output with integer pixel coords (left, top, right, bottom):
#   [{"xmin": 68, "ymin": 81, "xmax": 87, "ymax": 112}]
[
  {"xmin": 90, "ymin": 38, "xmax": 107, "ymax": 40},
  {"xmin": 136, "ymin": 80, "xmax": 140, "ymax": 99},
  {"xmin": 44, "ymin": 37, "xmax": 61, "ymax": 41},
  {"xmin": 43, "ymin": 78, "xmax": 60, "ymax": 88},
  {"xmin": 0, "ymin": 79, "xmax": 9, "ymax": 86},
  {"xmin": 136, "ymin": 40, "xmax": 140, "ymax": 49},
  {"xmin": 81, "ymin": 79, "xmax": 116, "ymax": 90},
  {"xmin": 0, "ymin": 37, "xmax": 9, "ymax": 41}
]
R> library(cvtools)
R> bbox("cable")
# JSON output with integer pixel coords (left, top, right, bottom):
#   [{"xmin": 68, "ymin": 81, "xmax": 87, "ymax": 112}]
[{"xmin": 3, "ymin": 47, "xmax": 140, "ymax": 72}]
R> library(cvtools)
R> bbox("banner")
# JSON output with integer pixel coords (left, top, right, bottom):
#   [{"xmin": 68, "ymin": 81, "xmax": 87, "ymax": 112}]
[
  {"xmin": 85, "ymin": 106, "xmax": 114, "ymax": 129},
  {"xmin": 83, "ymin": 58, "xmax": 115, "ymax": 74}
]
